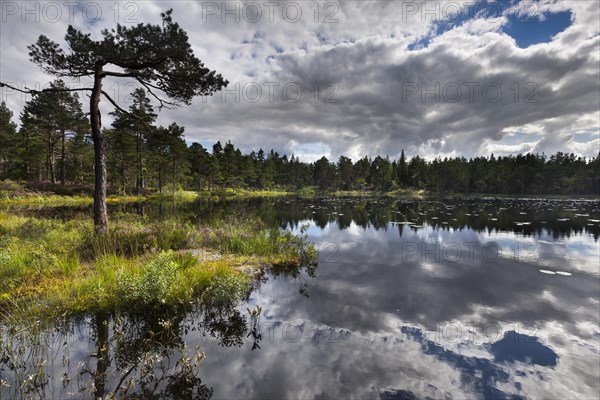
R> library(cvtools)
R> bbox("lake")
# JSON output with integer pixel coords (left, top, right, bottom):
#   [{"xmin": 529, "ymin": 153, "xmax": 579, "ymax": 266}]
[{"xmin": 1, "ymin": 196, "xmax": 599, "ymax": 399}]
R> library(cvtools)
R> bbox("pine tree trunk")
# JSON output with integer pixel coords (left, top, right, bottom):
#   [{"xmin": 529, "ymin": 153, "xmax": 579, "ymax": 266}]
[
  {"xmin": 49, "ymin": 132, "xmax": 56, "ymax": 184},
  {"xmin": 46, "ymin": 132, "xmax": 50, "ymax": 181},
  {"xmin": 136, "ymin": 131, "xmax": 143, "ymax": 195},
  {"xmin": 60, "ymin": 130, "xmax": 66, "ymax": 185},
  {"xmin": 172, "ymin": 158, "xmax": 176, "ymax": 195},
  {"xmin": 80, "ymin": 158, "xmax": 84, "ymax": 184},
  {"xmin": 197, "ymin": 167, "xmax": 202, "ymax": 191},
  {"xmin": 121, "ymin": 154, "xmax": 126, "ymax": 196},
  {"xmin": 91, "ymin": 67, "xmax": 108, "ymax": 235},
  {"xmin": 158, "ymin": 165, "xmax": 163, "ymax": 193}
]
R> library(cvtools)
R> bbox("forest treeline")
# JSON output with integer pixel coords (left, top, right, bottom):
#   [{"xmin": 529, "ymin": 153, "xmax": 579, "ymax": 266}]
[{"xmin": 0, "ymin": 84, "xmax": 598, "ymax": 196}]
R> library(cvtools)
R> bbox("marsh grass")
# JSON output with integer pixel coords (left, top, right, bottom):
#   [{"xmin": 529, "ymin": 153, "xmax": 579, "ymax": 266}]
[
  {"xmin": 0, "ymin": 210, "xmax": 315, "ymax": 320},
  {"xmin": 83, "ymin": 219, "xmax": 197, "ymax": 258},
  {"xmin": 1, "ymin": 179, "xmax": 293, "ymax": 208}
]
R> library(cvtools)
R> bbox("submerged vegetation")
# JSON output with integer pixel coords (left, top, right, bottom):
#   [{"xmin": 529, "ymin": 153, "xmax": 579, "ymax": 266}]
[{"xmin": 0, "ymin": 209, "xmax": 316, "ymax": 320}]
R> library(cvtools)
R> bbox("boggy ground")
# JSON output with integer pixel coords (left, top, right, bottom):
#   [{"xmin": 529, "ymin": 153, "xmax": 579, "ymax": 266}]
[{"xmin": 0, "ymin": 209, "xmax": 316, "ymax": 322}]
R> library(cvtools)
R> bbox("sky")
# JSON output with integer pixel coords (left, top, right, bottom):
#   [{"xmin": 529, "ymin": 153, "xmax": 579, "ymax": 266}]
[{"xmin": 1, "ymin": 0, "xmax": 599, "ymax": 162}]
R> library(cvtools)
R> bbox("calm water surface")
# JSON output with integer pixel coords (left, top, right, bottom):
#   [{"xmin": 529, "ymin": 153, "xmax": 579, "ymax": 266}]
[{"xmin": 1, "ymin": 197, "xmax": 599, "ymax": 399}]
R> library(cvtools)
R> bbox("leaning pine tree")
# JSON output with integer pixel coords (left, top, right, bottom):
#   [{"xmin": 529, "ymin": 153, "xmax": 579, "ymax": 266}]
[{"xmin": 8, "ymin": 9, "xmax": 227, "ymax": 234}]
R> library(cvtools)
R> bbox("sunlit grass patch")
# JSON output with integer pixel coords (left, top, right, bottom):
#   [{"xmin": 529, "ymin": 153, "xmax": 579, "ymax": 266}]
[
  {"xmin": 82, "ymin": 219, "xmax": 197, "ymax": 258},
  {"xmin": 0, "ymin": 210, "xmax": 315, "ymax": 320}
]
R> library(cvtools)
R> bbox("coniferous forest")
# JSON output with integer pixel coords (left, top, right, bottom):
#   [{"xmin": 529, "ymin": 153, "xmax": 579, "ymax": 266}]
[{"xmin": 1, "ymin": 94, "xmax": 598, "ymax": 196}]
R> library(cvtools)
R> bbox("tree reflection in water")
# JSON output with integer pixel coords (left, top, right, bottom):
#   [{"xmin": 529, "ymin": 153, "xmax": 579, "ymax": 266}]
[
  {"xmin": 77, "ymin": 311, "xmax": 213, "ymax": 399},
  {"xmin": 0, "ymin": 255, "xmax": 318, "ymax": 399}
]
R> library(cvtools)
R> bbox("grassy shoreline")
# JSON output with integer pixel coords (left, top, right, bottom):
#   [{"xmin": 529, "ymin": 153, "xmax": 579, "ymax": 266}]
[
  {"xmin": 0, "ymin": 188, "xmax": 294, "ymax": 206},
  {"xmin": 3, "ymin": 180, "xmax": 597, "ymax": 205},
  {"xmin": 0, "ymin": 210, "xmax": 315, "ymax": 322}
]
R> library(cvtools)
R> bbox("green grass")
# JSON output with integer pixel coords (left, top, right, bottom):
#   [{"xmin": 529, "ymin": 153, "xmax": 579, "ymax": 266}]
[
  {"xmin": 228, "ymin": 188, "xmax": 294, "ymax": 197},
  {"xmin": 0, "ymin": 210, "xmax": 315, "ymax": 321},
  {"xmin": 0, "ymin": 187, "xmax": 282, "ymax": 208},
  {"xmin": 385, "ymin": 188, "xmax": 427, "ymax": 199},
  {"xmin": 147, "ymin": 190, "xmax": 201, "ymax": 201}
]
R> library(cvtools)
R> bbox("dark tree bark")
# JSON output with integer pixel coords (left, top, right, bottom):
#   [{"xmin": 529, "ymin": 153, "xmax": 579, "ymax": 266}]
[
  {"xmin": 121, "ymin": 154, "xmax": 126, "ymax": 196},
  {"xmin": 60, "ymin": 129, "xmax": 66, "ymax": 185},
  {"xmin": 91, "ymin": 66, "xmax": 107, "ymax": 234},
  {"xmin": 36, "ymin": 159, "xmax": 41, "ymax": 182},
  {"xmin": 172, "ymin": 158, "xmax": 176, "ymax": 195},
  {"xmin": 158, "ymin": 164, "xmax": 163, "ymax": 194},
  {"xmin": 47, "ymin": 130, "xmax": 56, "ymax": 184},
  {"xmin": 136, "ymin": 131, "xmax": 144, "ymax": 195}
]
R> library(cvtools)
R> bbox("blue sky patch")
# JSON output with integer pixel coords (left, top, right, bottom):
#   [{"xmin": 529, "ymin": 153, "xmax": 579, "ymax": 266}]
[
  {"xmin": 409, "ymin": 1, "xmax": 572, "ymax": 51},
  {"xmin": 408, "ymin": 0, "xmax": 494, "ymax": 50},
  {"xmin": 503, "ymin": 10, "xmax": 572, "ymax": 48},
  {"xmin": 498, "ymin": 132, "xmax": 541, "ymax": 146},
  {"xmin": 572, "ymin": 129, "xmax": 600, "ymax": 143}
]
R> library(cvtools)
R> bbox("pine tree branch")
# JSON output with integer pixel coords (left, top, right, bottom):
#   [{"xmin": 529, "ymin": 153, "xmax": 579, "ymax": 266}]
[
  {"xmin": 100, "ymin": 90, "xmax": 153, "ymax": 131},
  {"xmin": 134, "ymin": 78, "xmax": 177, "ymax": 110},
  {"xmin": 0, "ymin": 82, "xmax": 93, "ymax": 95},
  {"xmin": 100, "ymin": 71, "xmax": 141, "ymax": 78}
]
